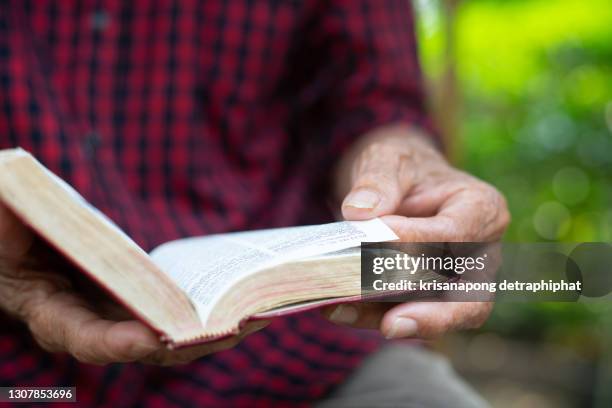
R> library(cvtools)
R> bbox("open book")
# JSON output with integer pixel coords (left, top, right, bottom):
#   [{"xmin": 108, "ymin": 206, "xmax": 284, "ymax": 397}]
[{"xmin": 0, "ymin": 148, "xmax": 399, "ymax": 348}]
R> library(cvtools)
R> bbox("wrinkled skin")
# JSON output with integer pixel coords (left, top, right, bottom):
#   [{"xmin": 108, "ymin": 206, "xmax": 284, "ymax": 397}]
[
  {"xmin": 325, "ymin": 124, "xmax": 510, "ymax": 339},
  {"xmin": 0, "ymin": 203, "xmax": 267, "ymax": 365}
]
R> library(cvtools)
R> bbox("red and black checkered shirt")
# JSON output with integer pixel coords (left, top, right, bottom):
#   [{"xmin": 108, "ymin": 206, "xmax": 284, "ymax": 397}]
[{"xmin": 0, "ymin": 0, "xmax": 430, "ymax": 406}]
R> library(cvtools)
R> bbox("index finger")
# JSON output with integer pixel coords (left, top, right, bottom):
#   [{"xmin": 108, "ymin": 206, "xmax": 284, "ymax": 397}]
[
  {"xmin": 28, "ymin": 291, "xmax": 161, "ymax": 365},
  {"xmin": 382, "ymin": 186, "xmax": 509, "ymax": 242}
]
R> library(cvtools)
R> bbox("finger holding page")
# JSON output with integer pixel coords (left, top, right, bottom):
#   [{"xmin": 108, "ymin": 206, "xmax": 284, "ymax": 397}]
[
  {"xmin": 25, "ymin": 290, "xmax": 160, "ymax": 365},
  {"xmin": 380, "ymin": 301, "xmax": 493, "ymax": 339},
  {"xmin": 27, "ymin": 285, "xmax": 270, "ymax": 366},
  {"xmin": 0, "ymin": 201, "xmax": 34, "ymax": 259}
]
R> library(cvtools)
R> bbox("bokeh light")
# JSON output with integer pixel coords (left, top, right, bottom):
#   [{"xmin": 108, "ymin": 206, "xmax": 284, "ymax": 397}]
[
  {"xmin": 552, "ymin": 167, "xmax": 590, "ymax": 205},
  {"xmin": 533, "ymin": 202, "xmax": 572, "ymax": 240}
]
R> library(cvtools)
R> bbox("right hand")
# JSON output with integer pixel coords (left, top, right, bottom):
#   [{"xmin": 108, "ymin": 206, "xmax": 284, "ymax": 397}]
[{"xmin": 0, "ymin": 203, "xmax": 265, "ymax": 365}]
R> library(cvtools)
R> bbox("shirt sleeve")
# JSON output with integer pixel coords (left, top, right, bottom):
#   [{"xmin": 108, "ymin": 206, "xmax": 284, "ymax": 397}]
[{"xmin": 291, "ymin": 0, "xmax": 438, "ymax": 156}]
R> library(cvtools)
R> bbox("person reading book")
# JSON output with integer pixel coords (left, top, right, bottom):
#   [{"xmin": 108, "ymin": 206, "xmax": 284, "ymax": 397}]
[{"xmin": 0, "ymin": 1, "xmax": 509, "ymax": 406}]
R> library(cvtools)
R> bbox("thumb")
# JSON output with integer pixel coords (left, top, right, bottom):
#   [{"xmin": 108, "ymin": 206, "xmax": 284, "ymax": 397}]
[
  {"xmin": 342, "ymin": 149, "xmax": 411, "ymax": 220},
  {"xmin": 380, "ymin": 302, "xmax": 492, "ymax": 339}
]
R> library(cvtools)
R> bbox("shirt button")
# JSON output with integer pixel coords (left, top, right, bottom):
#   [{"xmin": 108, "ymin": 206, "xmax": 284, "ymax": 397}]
[{"xmin": 89, "ymin": 10, "xmax": 110, "ymax": 31}]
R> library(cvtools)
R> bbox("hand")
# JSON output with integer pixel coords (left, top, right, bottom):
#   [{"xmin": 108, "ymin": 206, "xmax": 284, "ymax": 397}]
[
  {"xmin": 0, "ymin": 203, "xmax": 265, "ymax": 365},
  {"xmin": 325, "ymin": 124, "xmax": 510, "ymax": 339}
]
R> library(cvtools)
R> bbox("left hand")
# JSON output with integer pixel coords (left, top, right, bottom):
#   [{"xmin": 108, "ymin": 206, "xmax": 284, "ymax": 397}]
[
  {"xmin": 0, "ymin": 203, "xmax": 267, "ymax": 366},
  {"xmin": 323, "ymin": 124, "xmax": 510, "ymax": 339}
]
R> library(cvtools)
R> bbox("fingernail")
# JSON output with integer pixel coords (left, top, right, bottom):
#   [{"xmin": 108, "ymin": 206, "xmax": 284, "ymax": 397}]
[
  {"xmin": 344, "ymin": 189, "xmax": 380, "ymax": 210},
  {"xmin": 386, "ymin": 317, "xmax": 418, "ymax": 339},
  {"xmin": 329, "ymin": 305, "xmax": 359, "ymax": 325}
]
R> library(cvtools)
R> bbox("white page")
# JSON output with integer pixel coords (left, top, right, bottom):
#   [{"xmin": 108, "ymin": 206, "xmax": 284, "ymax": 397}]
[{"xmin": 150, "ymin": 218, "xmax": 398, "ymax": 324}]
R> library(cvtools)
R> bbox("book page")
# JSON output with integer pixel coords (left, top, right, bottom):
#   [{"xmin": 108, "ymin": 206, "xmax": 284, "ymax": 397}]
[{"xmin": 150, "ymin": 219, "xmax": 398, "ymax": 323}]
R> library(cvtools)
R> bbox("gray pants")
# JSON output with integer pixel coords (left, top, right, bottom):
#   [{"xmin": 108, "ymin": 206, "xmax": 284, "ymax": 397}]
[{"xmin": 316, "ymin": 344, "xmax": 489, "ymax": 408}]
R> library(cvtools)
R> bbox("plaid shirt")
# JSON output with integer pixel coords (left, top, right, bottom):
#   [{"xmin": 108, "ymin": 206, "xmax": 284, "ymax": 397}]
[{"xmin": 0, "ymin": 0, "xmax": 429, "ymax": 406}]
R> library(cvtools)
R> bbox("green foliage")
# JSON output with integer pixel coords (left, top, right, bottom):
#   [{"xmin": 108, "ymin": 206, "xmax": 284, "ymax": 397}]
[
  {"xmin": 417, "ymin": 0, "xmax": 612, "ymax": 242},
  {"xmin": 415, "ymin": 0, "xmax": 612, "ymax": 345}
]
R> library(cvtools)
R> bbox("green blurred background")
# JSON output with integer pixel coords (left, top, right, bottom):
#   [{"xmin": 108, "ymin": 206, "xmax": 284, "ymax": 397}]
[{"xmin": 413, "ymin": 0, "xmax": 612, "ymax": 406}]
